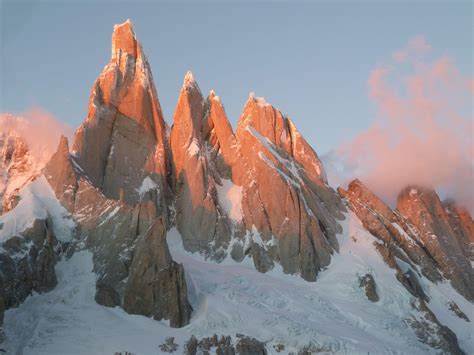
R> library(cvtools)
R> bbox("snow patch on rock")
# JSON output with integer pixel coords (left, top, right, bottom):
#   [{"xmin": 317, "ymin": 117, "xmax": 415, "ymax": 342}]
[
  {"xmin": 0, "ymin": 175, "xmax": 75, "ymax": 243},
  {"xmin": 136, "ymin": 176, "xmax": 157, "ymax": 197},
  {"xmin": 216, "ymin": 179, "xmax": 243, "ymax": 221}
]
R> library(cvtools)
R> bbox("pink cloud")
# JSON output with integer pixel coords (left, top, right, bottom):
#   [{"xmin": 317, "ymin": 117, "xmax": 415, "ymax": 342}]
[
  {"xmin": 392, "ymin": 35, "xmax": 431, "ymax": 62},
  {"xmin": 0, "ymin": 107, "xmax": 73, "ymax": 164},
  {"xmin": 330, "ymin": 36, "xmax": 473, "ymax": 212}
]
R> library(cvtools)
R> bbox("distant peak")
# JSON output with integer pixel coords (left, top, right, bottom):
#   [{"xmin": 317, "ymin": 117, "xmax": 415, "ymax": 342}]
[
  {"xmin": 58, "ymin": 135, "xmax": 69, "ymax": 153},
  {"xmin": 182, "ymin": 70, "xmax": 201, "ymax": 93},
  {"xmin": 113, "ymin": 19, "xmax": 134, "ymax": 32},
  {"xmin": 111, "ymin": 19, "xmax": 137, "ymax": 58},
  {"xmin": 209, "ymin": 89, "xmax": 221, "ymax": 103},
  {"xmin": 184, "ymin": 70, "xmax": 195, "ymax": 83},
  {"xmin": 248, "ymin": 92, "xmax": 271, "ymax": 108},
  {"xmin": 183, "ymin": 70, "xmax": 196, "ymax": 87}
]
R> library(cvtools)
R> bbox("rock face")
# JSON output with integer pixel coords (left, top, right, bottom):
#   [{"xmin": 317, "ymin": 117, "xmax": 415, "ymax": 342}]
[
  {"xmin": 408, "ymin": 299, "xmax": 464, "ymax": 355},
  {"xmin": 397, "ymin": 186, "xmax": 474, "ymax": 301},
  {"xmin": 184, "ymin": 334, "xmax": 267, "ymax": 355},
  {"xmin": 340, "ymin": 179, "xmax": 471, "ymax": 353},
  {"xmin": 43, "ymin": 136, "xmax": 78, "ymax": 212},
  {"xmin": 0, "ymin": 132, "xmax": 38, "ymax": 214},
  {"xmin": 234, "ymin": 94, "xmax": 346, "ymax": 280},
  {"xmin": 339, "ymin": 179, "xmax": 442, "ymax": 284},
  {"xmin": 31, "ymin": 21, "xmax": 192, "ymax": 328},
  {"xmin": 0, "ymin": 217, "xmax": 58, "ymax": 340},
  {"xmin": 72, "ymin": 20, "xmax": 170, "ymax": 215},
  {"xmin": 340, "ymin": 180, "xmax": 474, "ymax": 301},
  {"xmin": 170, "ymin": 82, "xmax": 346, "ymax": 280},
  {"xmin": 170, "ymin": 75, "xmax": 235, "ymax": 260},
  {"xmin": 69, "ymin": 175, "xmax": 192, "ymax": 327},
  {"xmin": 123, "ymin": 218, "xmax": 191, "ymax": 327},
  {"xmin": 359, "ymin": 273, "xmax": 379, "ymax": 302}
]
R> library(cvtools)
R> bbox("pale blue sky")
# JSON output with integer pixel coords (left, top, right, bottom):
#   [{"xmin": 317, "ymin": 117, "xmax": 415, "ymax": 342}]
[{"xmin": 1, "ymin": 0, "xmax": 472, "ymax": 155}]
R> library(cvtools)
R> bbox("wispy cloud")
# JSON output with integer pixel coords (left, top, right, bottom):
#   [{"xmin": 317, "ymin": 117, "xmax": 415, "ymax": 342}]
[{"xmin": 325, "ymin": 36, "xmax": 473, "ymax": 211}]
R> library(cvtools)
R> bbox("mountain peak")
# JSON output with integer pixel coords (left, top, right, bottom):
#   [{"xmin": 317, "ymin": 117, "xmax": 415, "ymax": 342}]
[
  {"xmin": 111, "ymin": 19, "xmax": 137, "ymax": 58},
  {"xmin": 247, "ymin": 92, "xmax": 271, "ymax": 108},
  {"xmin": 57, "ymin": 135, "xmax": 69, "ymax": 154},
  {"xmin": 182, "ymin": 70, "xmax": 201, "ymax": 93}
]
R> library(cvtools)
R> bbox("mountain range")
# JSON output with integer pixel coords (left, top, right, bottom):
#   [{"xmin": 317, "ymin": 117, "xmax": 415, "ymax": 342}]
[{"xmin": 0, "ymin": 20, "xmax": 472, "ymax": 355}]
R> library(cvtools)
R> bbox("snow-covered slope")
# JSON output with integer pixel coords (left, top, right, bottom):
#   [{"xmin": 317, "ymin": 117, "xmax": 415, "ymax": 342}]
[
  {"xmin": 0, "ymin": 175, "xmax": 75, "ymax": 245},
  {"xmin": 4, "ymin": 212, "xmax": 472, "ymax": 354}
]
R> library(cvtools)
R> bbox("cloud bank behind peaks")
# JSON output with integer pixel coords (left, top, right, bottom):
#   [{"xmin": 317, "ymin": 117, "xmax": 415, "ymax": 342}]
[
  {"xmin": 327, "ymin": 35, "xmax": 473, "ymax": 211},
  {"xmin": 0, "ymin": 107, "xmax": 73, "ymax": 165}
]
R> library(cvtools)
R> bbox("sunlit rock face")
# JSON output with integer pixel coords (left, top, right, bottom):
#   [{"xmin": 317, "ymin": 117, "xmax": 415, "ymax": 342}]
[
  {"xmin": 234, "ymin": 94, "xmax": 345, "ymax": 280},
  {"xmin": 340, "ymin": 179, "xmax": 474, "ymax": 301},
  {"xmin": 72, "ymin": 20, "xmax": 170, "ymax": 214},
  {"xmin": 0, "ymin": 132, "xmax": 39, "ymax": 214},
  {"xmin": 43, "ymin": 136, "xmax": 78, "ymax": 212},
  {"xmin": 339, "ymin": 179, "xmax": 442, "ymax": 283},
  {"xmin": 397, "ymin": 187, "xmax": 474, "ymax": 301},
  {"xmin": 170, "ymin": 73, "xmax": 235, "ymax": 259},
  {"xmin": 36, "ymin": 20, "xmax": 191, "ymax": 327},
  {"xmin": 171, "ymin": 78, "xmax": 346, "ymax": 280}
]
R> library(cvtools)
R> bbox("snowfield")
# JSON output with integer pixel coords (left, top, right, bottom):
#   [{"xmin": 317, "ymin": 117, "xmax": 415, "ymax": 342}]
[{"xmin": 3, "ymin": 212, "xmax": 473, "ymax": 354}]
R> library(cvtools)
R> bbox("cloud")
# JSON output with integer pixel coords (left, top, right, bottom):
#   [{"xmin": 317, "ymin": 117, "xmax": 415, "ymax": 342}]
[
  {"xmin": 0, "ymin": 107, "xmax": 73, "ymax": 164},
  {"xmin": 392, "ymin": 35, "xmax": 431, "ymax": 62},
  {"xmin": 326, "ymin": 36, "xmax": 473, "ymax": 211}
]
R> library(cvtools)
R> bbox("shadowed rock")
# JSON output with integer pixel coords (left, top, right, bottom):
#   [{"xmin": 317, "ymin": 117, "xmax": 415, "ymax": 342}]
[
  {"xmin": 408, "ymin": 299, "xmax": 464, "ymax": 355},
  {"xmin": 359, "ymin": 273, "xmax": 379, "ymax": 302},
  {"xmin": 43, "ymin": 136, "xmax": 78, "ymax": 212},
  {"xmin": 0, "ymin": 217, "xmax": 58, "ymax": 347},
  {"xmin": 123, "ymin": 218, "xmax": 192, "ymax": 327}
]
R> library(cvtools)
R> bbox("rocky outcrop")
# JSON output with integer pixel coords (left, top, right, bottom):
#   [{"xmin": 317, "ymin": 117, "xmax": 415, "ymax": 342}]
[
  {"xmin": 233, "ymin": 94, "xmax": 345, "ymax": 280},
  {"xmin": 408, "ymin": 299, "xmax": 464, "ymax": 355},
  {"xmin": 340, "ymin": 179, "xmax": 474, "ymax": 302},
  {"xmin": 397, "ymin": 186, "xmax": 474, "ymax": 301},
  {"xmin": 0, "ymin": 277, "xmax": 5, "ymax": 345},
  {"xmin": 444, "ymin": 200, "xmax": 474, "ymax": 261},
  {"xmin": 0, "ymin": 132, "xmax": 38, "ymax": 214},
  {"xmin": 170, "ymin": 74, "xmax": 235, "ymax": 259},
  {"xmin": 0, "ymin": 217, "xmax": 58, "ymax": 341},
  {"xmin": 359, "ymin": 273, "xmax": 379, "ymax": 302},
  {"xmin": 170, "ymin": 81, "xmax": 346, "ymax": 280},
  {"xmin": 43, "ymin": 136, "xmax": 78, "ymax": 212},
  {"xmin": 339, "ymin": 179, "xmax": 442, "ymax": 284},
  {"xmin": 72, "ymin": 20, "xmax": 170, "ymax": 215},
  {"xmin": 184, "ymin": 334, "xmax": 267, "ymax": 355},
  {"xmin": 233, "ymin": 95, "xmax": 344, "ymax": 281},
  {"xmin": 123, "ymin": 218, "xmax": 191, "ymax": 327},
  {"xmin": 70, "ymin": 176, "xmax": 191, "ymax": 327}
]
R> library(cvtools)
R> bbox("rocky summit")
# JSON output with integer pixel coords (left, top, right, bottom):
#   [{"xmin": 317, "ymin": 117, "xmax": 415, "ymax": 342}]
[{"xmin": 0, "ymin": 20, "xmax": 472, "ymax": 355}]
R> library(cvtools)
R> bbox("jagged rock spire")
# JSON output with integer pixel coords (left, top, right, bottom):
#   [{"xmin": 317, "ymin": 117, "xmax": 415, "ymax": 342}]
[
  {"xmin": 72, "ymin": 21, "xmax": 169, "ymax": 210},
  {"xmin": 111, "ymin": 19, "xmax": 137, "ymax": 58},
  {"xmin": 43, "ymin": 136, "xmax": 77, "ymax": 212}
]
